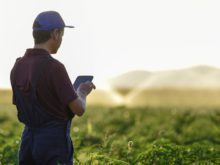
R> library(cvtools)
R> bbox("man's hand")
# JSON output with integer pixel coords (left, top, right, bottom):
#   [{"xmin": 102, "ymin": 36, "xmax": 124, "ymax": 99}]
[
  {"xmin": 77, "ymin": 81, "xmax": 96, "ymax": 97},
  {"xmin": 68, "ymin": 81, "xmax": 96, "ymax": 117}
]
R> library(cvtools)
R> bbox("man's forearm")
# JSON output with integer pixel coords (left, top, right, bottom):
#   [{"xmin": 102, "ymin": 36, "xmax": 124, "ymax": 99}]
[
  {"xmin": 76, "ymin": 90, "xmax": 87, "ymax": 111},
  {"xmin": 75, "ymin": 81, "xmax": 95, "ymax": 113}
]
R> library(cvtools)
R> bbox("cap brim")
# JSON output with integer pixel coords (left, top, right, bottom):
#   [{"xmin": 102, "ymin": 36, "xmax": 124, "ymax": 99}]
[{"xmin": 65, "ymin": 25, "xmax": 75, "ymax": 28}]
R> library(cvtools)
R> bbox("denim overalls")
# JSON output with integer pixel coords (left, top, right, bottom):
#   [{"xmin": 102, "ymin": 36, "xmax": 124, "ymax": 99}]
[{"xmin": 12, "ymin": 57, "xmax": 74, "ymax": 165}]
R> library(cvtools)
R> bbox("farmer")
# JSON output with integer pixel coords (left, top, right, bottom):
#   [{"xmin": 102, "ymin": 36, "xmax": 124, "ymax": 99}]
[{"xmin": 10, "ymin": 11, "xmax": 95, "ymax": 164}]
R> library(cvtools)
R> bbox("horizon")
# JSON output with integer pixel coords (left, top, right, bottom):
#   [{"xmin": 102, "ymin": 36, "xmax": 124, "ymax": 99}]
[{"xmin": 2, "ymin": 63, "xmax": 220, "ymax": 90}]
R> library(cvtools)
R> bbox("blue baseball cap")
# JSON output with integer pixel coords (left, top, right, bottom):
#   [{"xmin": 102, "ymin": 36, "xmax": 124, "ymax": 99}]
[{"xmin": 33, "ymin": 11, "xmax": 74, "ymax": 31}]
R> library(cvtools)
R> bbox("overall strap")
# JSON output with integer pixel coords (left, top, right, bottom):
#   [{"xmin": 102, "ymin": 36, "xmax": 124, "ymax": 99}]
[{"xmin": 31, "ymin": 56, "xmax": 53, "ymax": 98}]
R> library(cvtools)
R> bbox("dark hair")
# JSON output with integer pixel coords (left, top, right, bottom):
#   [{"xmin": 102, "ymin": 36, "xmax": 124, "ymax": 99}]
[
  {"xmin": 32, "ymin": 21, "xmax": 52, "ymax": 44},
  {"xmin": 32, "ymin": 30, "xmax": 52, "ymax": 44}
]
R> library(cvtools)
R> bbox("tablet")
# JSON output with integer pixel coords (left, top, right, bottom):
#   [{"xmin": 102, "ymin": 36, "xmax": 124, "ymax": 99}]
[{"xmin": 73, "ymin": 75, "xmax": 93, "ymax": 89}]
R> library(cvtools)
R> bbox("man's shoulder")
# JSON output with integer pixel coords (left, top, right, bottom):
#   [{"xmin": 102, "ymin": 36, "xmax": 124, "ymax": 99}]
[
  {"xmin": 16, "ymin": 57, "xmax": 22, "ymax": 62},
  {"xmin": 11, "ymin": 57, "xmax": 22, "ymax": 73},
  {"xmin": 13, "ymin": 57, "xmax": 22, "ymax": 65},
  {"xmin": 47, "ymin": 56, "xmax": 66, "ymax": 71}
]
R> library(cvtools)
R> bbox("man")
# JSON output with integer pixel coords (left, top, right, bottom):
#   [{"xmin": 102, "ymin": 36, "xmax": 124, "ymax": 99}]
[{"xmin": 10, "ymin": 11, "xmax": 95, "ymax": 164}]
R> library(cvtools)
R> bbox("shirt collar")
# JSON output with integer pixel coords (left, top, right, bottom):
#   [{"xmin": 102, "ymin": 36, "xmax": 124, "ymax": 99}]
[{"xmin": 25, "ymin": 48, "xmax": 50, "ymax": 56}]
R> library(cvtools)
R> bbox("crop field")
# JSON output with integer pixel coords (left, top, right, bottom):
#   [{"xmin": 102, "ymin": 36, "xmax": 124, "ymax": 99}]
[{"xmin": 0, "ymin": 89, "xmax": 220, "ymax": 164}]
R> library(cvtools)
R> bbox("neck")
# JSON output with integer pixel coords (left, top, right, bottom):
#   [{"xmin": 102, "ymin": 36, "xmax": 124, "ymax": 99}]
[{"xmin": 34, "ymin": 43, "xmax": 51, "ymax": 54}]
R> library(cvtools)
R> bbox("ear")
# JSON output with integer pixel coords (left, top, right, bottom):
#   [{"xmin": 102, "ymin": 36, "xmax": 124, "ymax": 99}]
[{"xmin": 50, "ymin": 29, "xmax": 60, "ymax": 41}]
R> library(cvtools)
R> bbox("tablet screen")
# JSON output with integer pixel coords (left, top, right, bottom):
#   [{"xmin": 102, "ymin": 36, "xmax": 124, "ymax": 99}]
[{"xmin": 73, "ymin": 75, "xmax": 93, "ymax": 89}]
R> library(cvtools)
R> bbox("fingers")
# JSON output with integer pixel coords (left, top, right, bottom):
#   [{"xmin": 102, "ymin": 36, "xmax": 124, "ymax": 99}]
[
  {"xmin": 78, "ymin": 81, "xmax": 96, "ymax": 96},
  {"xmin": 87, "ymin": 81, "xmax": 96, "ymax": 89},
  {"xmin": 84, "ymin": 81, "xmax": 96, "ymax": 90}
]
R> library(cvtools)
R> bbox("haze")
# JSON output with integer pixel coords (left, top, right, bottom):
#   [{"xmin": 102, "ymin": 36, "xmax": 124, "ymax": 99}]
[{"xmin": 1, "ymin": 0, "xmax": 220, "ymax": 88}]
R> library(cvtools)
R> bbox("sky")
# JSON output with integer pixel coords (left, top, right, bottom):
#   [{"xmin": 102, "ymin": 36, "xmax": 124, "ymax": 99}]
[{"xmin": 1, "ymin": 0, "xmax": 220, "ymax": 88}]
